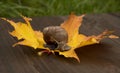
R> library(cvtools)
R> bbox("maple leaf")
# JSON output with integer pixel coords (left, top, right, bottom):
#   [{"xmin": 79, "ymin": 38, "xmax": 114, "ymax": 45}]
[
  {"xmin": 2, "ymin": 16, "xmax": 46, "ymax": 49},
  {"xmin": 59, "ymin": 14, "xmax": 119, "ymax": 62},
  {"xmin": 2, "ymin": 14, "xmax": 119, "ymax": 62}
]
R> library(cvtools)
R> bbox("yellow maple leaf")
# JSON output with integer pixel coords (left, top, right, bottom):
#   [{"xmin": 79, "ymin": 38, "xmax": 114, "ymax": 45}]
[
  {"xmin": 2, "ymin": 16, "xmax": 46, "ymax": 49},
  {"xmin": 2, "ymin": 14, "xmax": 118, "ymax": 62},
  {"xmin": 59, "ymin": 14, "xmax": 113, "ymax": 62}
]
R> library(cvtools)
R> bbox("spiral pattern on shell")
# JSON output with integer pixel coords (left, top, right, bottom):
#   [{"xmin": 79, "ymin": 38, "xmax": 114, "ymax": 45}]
[{"xmin": 43, "ymin": 26, "xmax": 71, "ymax": 51}]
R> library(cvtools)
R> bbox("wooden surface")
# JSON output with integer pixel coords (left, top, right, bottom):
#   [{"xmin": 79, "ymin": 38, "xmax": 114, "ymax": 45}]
[{"xmin": 0, "ymin": 13, "xmax": 120, "ymax": 73}]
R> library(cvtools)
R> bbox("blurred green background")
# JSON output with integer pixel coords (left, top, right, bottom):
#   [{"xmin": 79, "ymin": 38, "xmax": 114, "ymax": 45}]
[{"xmin": 0, "ymin": 0, "xmax": 120, "ymax": 17}]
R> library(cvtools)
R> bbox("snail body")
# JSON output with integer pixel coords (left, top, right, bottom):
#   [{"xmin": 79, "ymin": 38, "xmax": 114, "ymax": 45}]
[{"xmin": 43, "ymin": 26, "xmax": 71, "ymax": 51}]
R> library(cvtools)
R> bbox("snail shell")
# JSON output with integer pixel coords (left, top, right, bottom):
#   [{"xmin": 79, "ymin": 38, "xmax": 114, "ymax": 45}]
[{"xmin": 43, "ymin": 26, "xmax": 71, "ymax": 51}]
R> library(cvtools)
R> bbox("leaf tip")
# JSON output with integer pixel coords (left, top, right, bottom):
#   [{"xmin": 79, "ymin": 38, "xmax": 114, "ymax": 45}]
[
  {"xmin": 109, "ymin": 35, "xmax": 119, "ymax": 39},
  {"xmin": 75, "ymin": 57, "xmax": 80, "ymax": 63},
  {"xmin": 38, "ymin": 51, "xmax": 43, "ymax": 56},
  {"xmin": 1, "ymin": 18, "xmax": 6, "ymax": 20}
]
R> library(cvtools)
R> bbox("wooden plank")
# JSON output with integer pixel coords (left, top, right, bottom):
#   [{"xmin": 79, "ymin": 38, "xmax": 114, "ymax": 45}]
[{"xmin": 0, "ymin": 14, "xmax": 120, "ymax": 73}]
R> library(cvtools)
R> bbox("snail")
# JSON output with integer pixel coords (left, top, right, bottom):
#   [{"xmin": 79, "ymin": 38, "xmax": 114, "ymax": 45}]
[{"xmin": 43, "ymin": 26, "xmax": 71, "ymax": 52}]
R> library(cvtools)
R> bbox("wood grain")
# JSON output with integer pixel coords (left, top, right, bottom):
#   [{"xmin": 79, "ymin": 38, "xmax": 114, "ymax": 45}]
[{"xmin": 0, "ymin": 14, "xmax": 120, "ymax": 73}]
